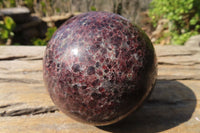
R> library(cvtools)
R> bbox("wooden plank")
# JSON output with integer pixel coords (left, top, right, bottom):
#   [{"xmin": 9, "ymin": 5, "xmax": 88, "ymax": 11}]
[{"xmin": 0, "ymin": 45, "xmax": 200, "ymax": 133}]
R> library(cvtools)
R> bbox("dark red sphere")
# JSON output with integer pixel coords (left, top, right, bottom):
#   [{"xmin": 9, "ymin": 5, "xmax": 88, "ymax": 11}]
[{"xmin": 43, "ymin": 11, "xmax": 157, "ymax": 126}]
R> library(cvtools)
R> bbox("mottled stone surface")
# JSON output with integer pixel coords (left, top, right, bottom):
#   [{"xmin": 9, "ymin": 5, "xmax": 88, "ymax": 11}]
[{"xmin": 43, "ymin": 12, "xmax": 157, "ymax": 125}]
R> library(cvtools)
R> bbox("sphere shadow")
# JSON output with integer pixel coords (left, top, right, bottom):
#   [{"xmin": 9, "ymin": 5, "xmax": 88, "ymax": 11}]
[{"xmin": 98, "ymin": 79, "xmax": 197, "ymax": 133}]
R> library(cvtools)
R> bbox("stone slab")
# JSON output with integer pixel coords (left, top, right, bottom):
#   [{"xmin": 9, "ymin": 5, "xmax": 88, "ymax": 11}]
[{"xmin": 0, "ymin": 45, "xmax": 200, "ymax": 133}]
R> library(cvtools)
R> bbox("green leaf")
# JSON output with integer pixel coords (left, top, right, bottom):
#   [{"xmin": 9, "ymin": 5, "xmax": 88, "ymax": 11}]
[
  {"xmin": 32, "ymin": 26, "xmax": 57, "ymax": 46},
  {"xmin": 188, "ymin": 4, "xmax": 193, "ymax": 9},
  {"xmin": 90, "ymin": 6, "xmax": 96, "ymax": 11},
  {"xmin": 195, "ymin": 25, "xmax": 200, "ymax": 30},
  {"xmin": 4, "ymin": 16, "xmax": 16, "ymax": 30},
  {"xmin": 190, "ymin": 18, "xmax": 198, "ymax": 25},
  {"xmin": 10, "ymin": 32, "xmax": 14, "ymax": 37},
  {"xmin": 1, "ymin": 30, "xmax": 9, "ymax": 39},
  {"xmin": 45, "ymin": 27, "xmax": 57, "ymax": 41},
  {"xmin": 32, "ymin": 38, "xmax": 47, "ymax": 46}
]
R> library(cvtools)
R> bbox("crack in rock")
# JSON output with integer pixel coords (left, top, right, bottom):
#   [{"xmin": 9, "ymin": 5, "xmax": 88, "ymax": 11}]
[
  {"xmin": 158, "ymin": 62, "xmax": 177, "ymax": 65},
  {"xmin": 0, "ymin": 56, "xmax": 28, "ymax": 61},
  {"xmin": 0, "ymin": 103, "xmax": 23, "ymax": 109},
  {"xmin": 0, "ymin": 56, "xmax": 43, "ymax": 61},
  {"xmin": 0, "ymin": 78, "xmax": 41, "ymax": 84},
  {"xmin": 158, "ymin": 61, "xmax": 200, "ymax": 66},
  {"xmin": 0, "ymin": 106, "xmax": 59, "ymax": 117},
  {"xmin": 158, "ymin": 53, "xmax": 195, "ymax": 57},
  {"xmin": 158, "ymin": 75, "xmax": 200, "ymax": 80},
  {"xmin": 26, "ymin": 57, "xmax": 43, "ymax": 61}
]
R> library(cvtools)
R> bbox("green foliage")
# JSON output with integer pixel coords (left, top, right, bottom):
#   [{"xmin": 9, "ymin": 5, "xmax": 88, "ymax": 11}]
[
  {"xmin": 0, "ymin": 16, "xmax": 16, "ymax": 45},
  {"xmin": 56, "ymin": 8, "xmax": 61, "ymax": 13},
  {"xmin": 90, "ymin": 6, "xmax": 96, "ymax": 11},
  {"xmin": 45, "ymin": 27, "xmax": 57, "ymax": 41},
  {"xmin": 24, "ymin": 0, "xmax": 34, "ymax": 11},
  {"xmin": 32, "ymin": 38, "xmax": 46, "ymax": 46},
  {"xmin": 0, "ymin": 0, "xmax": 3, "ymax": 8},
  {"xmin": 171, "ymin": 31, "xmax": 198, "ymax": 45},
  {"xmin": 9, "ymin": 0, "xmax": 15, "ymax": 7},
  {"xmin": 40, "ymin": 1, "xmax": 47, "ymax": 15},
  {"xmin": 32, "ymin": 27, "xmax": 57, "ymax": 46},
  {"xmin": 149, "ymin": 0, "xmax": 200, "ymax": 45},
  {"xmin": 0, "ymin": 0, "xmax": 16, "ymax": 8}
]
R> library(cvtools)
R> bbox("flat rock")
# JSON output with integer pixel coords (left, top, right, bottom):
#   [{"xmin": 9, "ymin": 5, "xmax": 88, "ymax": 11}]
[
  {"xmin": 0, "ymin": 7, "xmax": 30, "ymax": 23},
  {"xmin": 185, "ymin": 35, "xmax": 200, "ymax": 48},
  {"xmin": 0, "ymin": 45, "xmax": 200, "ymax": 133}
]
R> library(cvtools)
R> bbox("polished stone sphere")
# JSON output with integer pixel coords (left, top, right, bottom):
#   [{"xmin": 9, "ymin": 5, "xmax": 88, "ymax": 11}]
[{"xmin": 43, "ymin": 11, "xmax": 157, "ymax": 126}]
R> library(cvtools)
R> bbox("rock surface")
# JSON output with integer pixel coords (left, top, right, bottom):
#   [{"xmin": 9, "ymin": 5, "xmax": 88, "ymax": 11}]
[
  {"xmin": 0, "ymin": 7, "xmax": 30, "ymax": 23},
  {"xmin": 185, "ymin": 35, "xmax": 200, "ymax": 48},
  {"xmin": 0, "ymin": 45, "xmax": 200, "ymax": 133}
]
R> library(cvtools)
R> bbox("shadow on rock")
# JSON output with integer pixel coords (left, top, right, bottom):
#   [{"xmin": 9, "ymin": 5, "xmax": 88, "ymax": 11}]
[{"xmin": 98, "ymin": 79, "xmax": 197, "ymax": 133}]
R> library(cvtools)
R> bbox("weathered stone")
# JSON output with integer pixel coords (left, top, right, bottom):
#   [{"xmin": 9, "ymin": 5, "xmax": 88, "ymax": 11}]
[
  {"xmin": 0, "ymin": 7, "xmax": 30, "ymax": 23},
  {"xmin": 185, "ymin": 35, "xmax": 200, "ymax": 48},
  {"xmin": 0, "ymin": 45, "xmax": 199, "ymax": 132}
]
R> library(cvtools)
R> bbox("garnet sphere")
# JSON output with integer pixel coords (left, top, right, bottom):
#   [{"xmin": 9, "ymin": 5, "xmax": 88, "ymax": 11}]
[{"xmin": 43, "ymin": 11, "xmax": 157, "ymax": 126}]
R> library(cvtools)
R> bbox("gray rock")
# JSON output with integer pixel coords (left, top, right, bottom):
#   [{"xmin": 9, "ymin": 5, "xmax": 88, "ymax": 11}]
[{"xmin": 185, "ymin": 35, "xmax": 200, "ymax": 47}]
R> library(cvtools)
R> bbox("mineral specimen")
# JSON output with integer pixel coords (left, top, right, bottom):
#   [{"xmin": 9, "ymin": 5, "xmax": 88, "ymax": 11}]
[{"xmin": 43, "ymin": 11, "xmax": 157, "ymax": 126}]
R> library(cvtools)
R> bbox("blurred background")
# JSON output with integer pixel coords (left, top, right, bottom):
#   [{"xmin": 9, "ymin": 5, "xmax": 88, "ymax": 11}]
[{"xmin": 0, "ymin": 0, "xmax": 200, "ymax": 46}]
